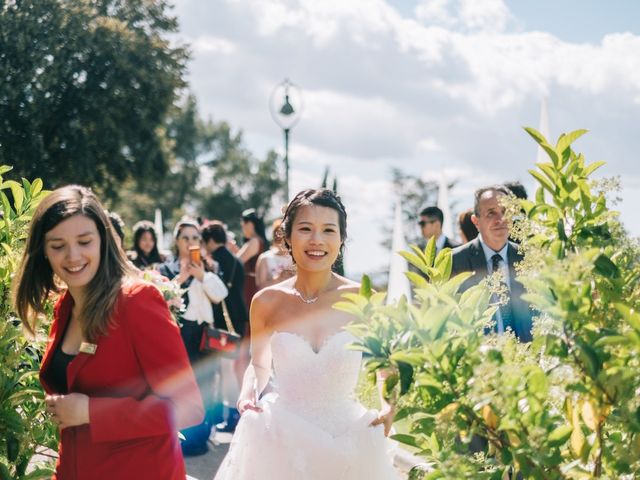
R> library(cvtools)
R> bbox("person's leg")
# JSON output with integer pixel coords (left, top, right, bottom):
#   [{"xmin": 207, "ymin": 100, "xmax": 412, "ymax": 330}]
[
  {"xmin": 216, "ymin": 357, "xmax": 241, "ymax": 432},
  {"xmin": 179, "ymin": 320, "xmax": 211, "ymax": 455}
]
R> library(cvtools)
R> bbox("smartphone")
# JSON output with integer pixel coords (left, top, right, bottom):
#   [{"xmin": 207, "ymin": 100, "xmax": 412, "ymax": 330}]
[{"xmin": 189, "ymin": 246, "xmax": 201, "ymax": 265}]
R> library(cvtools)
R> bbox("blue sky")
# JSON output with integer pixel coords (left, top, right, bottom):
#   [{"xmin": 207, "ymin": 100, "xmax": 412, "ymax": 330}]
[{"xmin": 174, "ymin": 0, "xmax": 640, "ymax": 276}]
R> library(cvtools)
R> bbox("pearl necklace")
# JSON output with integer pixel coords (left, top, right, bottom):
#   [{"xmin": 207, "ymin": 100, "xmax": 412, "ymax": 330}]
[{"xmin": 292, "ymin": 287, "xmax": 319, "ymax": 304}]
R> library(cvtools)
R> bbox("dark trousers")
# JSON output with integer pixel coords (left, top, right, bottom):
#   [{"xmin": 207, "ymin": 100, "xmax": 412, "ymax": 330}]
[{"xmin": 180, "ymin": 319, "xmax": 220, "ymax": 446}]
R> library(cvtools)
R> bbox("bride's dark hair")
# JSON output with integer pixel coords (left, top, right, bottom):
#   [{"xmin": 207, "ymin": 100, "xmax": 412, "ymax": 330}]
[{"xmin": 280, "ymin": 189, "xmax": 347, "ymax": 262}]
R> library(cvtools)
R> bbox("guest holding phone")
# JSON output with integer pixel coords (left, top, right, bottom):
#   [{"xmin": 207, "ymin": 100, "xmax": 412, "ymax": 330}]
[{"xmin": 159, "ymin": 219, "xmax": 228, "ymax": 456}]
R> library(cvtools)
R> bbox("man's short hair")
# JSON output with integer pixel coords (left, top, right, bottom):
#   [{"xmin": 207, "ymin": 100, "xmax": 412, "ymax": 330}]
[
  {"xmin": 473, "ymin": 185, "xmax": 511, "ymax": 216},
  {"xmin": 419, "ymin": 206, "xmax": 443, "ymax": 224},
  {"xmin": 201, "ymin": 221, "xmax": 227, "ymax": 245},
  {"xmin": 504, "ymin": 181, "xmax": 528, "ymax": 200}
]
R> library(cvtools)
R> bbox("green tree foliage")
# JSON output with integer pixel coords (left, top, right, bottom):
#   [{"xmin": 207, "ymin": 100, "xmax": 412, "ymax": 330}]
[
  {"xmin": 0, "ymin": 166, "xmax": 56, "ymax": 479},
  {"xmin": 0, "ymin": 0, "xmax": 188, "ymax": 199},
  {"xmin": 104, "ymin": 94, "xmax": 213, "ymax": 233},
  {"xmin": 197, "ymin": 123, "xmax": 284, "ymax": 233},
  {"xmin": 339, "ymin": 130, "xmax": 640, "ymax": 479}
]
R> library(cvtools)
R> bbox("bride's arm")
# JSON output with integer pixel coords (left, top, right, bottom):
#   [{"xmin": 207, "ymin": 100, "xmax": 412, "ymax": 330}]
[
  {"xmin": 237, "ymin": 290, "xmax": 273, "ymax": 414},
  {"xmin": 370, "ymin": 369, "xmax": 396, "ymax": 436}
]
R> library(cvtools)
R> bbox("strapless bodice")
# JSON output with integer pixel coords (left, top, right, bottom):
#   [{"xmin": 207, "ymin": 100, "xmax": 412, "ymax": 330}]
[{"xmin": 270, "ymin": 330, "xmax": 362, "ymax": 429}]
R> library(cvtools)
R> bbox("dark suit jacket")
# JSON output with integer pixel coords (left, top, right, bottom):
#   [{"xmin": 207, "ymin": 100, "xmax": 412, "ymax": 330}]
[
  {"xmin": 212, "ymin": 246, "xmax": 248, "ymax": 336},
  {"xmin": 451, "ymin": 238, "xmax": 533, "ymax": 342},
  {"xmin": 41, "ymin": 282, "xmax": 203, "ymax": 480},
  {"xmin": 442, "ymin": 236, "xmax": 460, "ymax": 250}
]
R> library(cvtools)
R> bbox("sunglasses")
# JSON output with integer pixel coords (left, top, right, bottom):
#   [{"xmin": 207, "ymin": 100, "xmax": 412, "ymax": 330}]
[
  {"xmin": 179, "ymin": 235, "xmax": 201, "ymax": 242},
  {"xmin": 418, "ymin": 219, "xmax": 438, "ymax": 227}
]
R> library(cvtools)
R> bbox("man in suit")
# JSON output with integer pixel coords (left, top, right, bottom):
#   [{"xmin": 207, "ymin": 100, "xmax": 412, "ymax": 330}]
[
  {"xmin": 451, "ymin": 185, "xmax": 533, "ymax": 342},
  {"xmin": 418, "ymin": 206, "xmax": 459, "ymax": 253}
]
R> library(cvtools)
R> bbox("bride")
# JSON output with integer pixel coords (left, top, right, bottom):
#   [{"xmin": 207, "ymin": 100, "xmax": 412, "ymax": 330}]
[{"xmin": 213, "ymin": 188, "xmax": 401, "ymax": 479}]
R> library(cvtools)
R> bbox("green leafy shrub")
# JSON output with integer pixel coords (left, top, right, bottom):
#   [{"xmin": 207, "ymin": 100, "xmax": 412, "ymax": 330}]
[
  {"xmin": 0, "ymin": 166, "xmax": 56, "ymax": 479},
  {"xmin": 339, "ymin": 130, "xmax": 640, "ymax": 479}
]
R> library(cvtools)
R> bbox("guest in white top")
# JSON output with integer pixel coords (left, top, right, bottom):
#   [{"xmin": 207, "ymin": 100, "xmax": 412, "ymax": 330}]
[{"xmin": 255, "ymin": 219, "xmax": 294, "ymax": 289}]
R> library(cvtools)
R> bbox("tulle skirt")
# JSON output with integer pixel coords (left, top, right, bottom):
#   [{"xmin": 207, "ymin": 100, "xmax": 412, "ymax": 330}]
[{"xmin": 213, "ymin": 393, "xmax": 401, "ymax": 479}]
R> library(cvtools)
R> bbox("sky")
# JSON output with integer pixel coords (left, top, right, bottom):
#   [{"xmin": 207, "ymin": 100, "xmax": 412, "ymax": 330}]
[{"xmin": 172, "ymin": 0, "xmax": 640, "ymax": 277}]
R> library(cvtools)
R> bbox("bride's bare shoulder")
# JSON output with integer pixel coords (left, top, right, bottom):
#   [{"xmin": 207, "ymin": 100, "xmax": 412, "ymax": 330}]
[{"xmin": 251, "ymin": 279, "xmax": 294, "ymax": 310}]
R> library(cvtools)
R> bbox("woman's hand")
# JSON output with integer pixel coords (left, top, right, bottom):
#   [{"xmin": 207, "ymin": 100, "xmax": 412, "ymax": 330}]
[
  {"xmin": 237, "ymin": 394, "xmax": 262, "ymax": 415},
  {"xmin": 370, "ymin": 403, "xmax": 395, "ymax": 437},
  {"xmin": 46, "ymin": 393, "xmax": 90, "ymax": 430},
  {"xmin": 186, "ymin": 261, "xmax": 205, "ymax": 282},
  {"xmin": 174, "ymin": 258, "xmax": 191, "ymax": 285}
]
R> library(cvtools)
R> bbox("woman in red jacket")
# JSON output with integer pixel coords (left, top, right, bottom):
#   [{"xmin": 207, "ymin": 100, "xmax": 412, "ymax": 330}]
[{"xmin": 13, "ymin": 185, "xmax": 204, "ymax": 480}]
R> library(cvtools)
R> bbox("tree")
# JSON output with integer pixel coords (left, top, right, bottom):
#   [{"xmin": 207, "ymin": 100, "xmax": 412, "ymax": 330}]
[
  {"xmin": 104, "ymin": 94, "xmax": 213, "ymax": 235},
  {"xmin": 0, "ymin": 0, "xmax": 188, "ymax": 200},
  {"xmin": 197, "ymin": 122, "xmax": 284, "ymax": 233}
]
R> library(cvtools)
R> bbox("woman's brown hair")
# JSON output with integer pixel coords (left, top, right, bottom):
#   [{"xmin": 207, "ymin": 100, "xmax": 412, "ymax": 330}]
[{"xmin": 13, "ymin": 185, "xmax": 133, "ymax": 341}]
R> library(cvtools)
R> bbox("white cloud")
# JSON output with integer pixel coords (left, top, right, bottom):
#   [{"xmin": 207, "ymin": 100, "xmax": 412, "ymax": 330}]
[
  {"xmin": 191, "ymin": 35, "xmax": 237, "ymax": 54},
  {"xmin": 176, "ymin": 0, "xmax": 640, "ymax": 274}
]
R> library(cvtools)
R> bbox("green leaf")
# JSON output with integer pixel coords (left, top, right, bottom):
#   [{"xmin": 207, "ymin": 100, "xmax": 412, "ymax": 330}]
[
  {"xmin": 614, "ymin": 303, "xmax": 640, "ymax": 332},
  {"xmin": 583, "ymin": 160, "xmax": 606, "ymax": 178},
  {"xmin": 434, "ymin": 248, "xmax": 452, "ymax": 282},
  {"xmin": 575, "ymin": 339, "xmax": 602, "ymax": 377},
  {"xmin": 405, "ymin": 271, "xmax": 429, "ymax": 289},
  {"xmin": 390, "ymin": 351, "xmax": 425, "ymax": 367},
  {"xmin": 593, "ymin": 335, "xmax": 630, "ymax": 347},
  {"xmin": 333, "ymin": 301, "xmax": 363, "ymax": 317},
  {"xmin": 359, "ymin": 274, "xmax": 372, "ymax": 298},
  {"xmin": 0, "ymin": 165, "xmax": 13, "ymax": 175},
  {"xmin": 9, "ymin": 181, "xmax": 24, "ymax": 213},
  {"xmin": 384, "ymin": 373, "xmax": 399, "ymax": 397},
  {"xmin": 424, "ymin": 236, "xmax": 437, "ymax": 268},
  {"xmin": 524, "ymin": 126, "xmax": 549, "ymax": 146},
  {"xmin": 398, "ymin": 361, "xmax": 414, "ymax": 395},
  {"xmin": 399, "ymin": 251, "xmax": 430, "ymax": 276},
  {"xmin": 390, "ymin": 433, "xmax": 420, "ymax": 448},
  {"xmin": 536, "ymin": 162, "xmax": 557, "ymax": 183},
  {"xmin": 529, "ymin": 169, "xmax": 556, "ymax": 194},
  {"xmin": 556, "ymin": 129, "xmax": 588, "ymax": 155},
  {"xmin": 593, "ymin": 254, "xmax": 620, "ymax": 279},
  {"xmin": 547, "ymin": 424, "xmax": 573, "ymax": 447},
  {"xmin": 31, "ymin": 178, "xmax": 44, "ymax": 196}
]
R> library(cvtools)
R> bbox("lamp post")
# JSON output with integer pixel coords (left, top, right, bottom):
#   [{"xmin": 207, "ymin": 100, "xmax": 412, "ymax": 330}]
[{"xmin": 269, "ymin": 79, "xmax": 302, "ymax": 202}]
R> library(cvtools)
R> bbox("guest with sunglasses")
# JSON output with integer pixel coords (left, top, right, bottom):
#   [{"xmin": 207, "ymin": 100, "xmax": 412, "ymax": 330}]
[{"xmin": 418, "ymin": 206, "xmax": 459, "ymax": 253}]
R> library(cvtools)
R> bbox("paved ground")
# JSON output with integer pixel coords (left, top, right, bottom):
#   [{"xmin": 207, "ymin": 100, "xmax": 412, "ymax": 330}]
[{"xmin": 185, "ymin": 431, "xmax": 231, "ymax": 480}]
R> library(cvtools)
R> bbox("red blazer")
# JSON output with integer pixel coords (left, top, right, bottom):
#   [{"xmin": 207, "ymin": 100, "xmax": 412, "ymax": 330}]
[{"xmin": 40, "ymin": 281, "xmax": 204, "ymax": 480}]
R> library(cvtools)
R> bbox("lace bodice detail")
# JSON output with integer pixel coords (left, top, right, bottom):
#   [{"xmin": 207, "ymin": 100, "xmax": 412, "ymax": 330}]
[{"xmin": 270, "ymin": 331, "xmax": 362, "ymax": 432}]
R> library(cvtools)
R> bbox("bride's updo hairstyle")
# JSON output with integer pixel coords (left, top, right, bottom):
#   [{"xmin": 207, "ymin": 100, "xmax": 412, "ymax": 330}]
[{"xmin": 280, "ymin": 188, "xmax": 347, "ymax": 264}]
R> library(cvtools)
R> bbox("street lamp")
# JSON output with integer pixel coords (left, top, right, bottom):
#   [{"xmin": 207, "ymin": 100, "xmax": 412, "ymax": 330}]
[{"xmin": 269, "ymin": 78, "xmax": 302, "ymax": 202}]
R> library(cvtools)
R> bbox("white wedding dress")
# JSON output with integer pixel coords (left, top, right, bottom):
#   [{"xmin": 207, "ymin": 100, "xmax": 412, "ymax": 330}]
[{"xmin": 213, "ymin": 330, "xmax": 401, "ymax": 479}]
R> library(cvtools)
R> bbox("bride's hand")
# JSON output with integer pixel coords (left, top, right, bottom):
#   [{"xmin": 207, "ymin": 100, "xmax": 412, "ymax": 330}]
[
  {"xmin": 370, "ymin": 404, "xmax": 395, "ymax": 437},
  {"xmin": 237, "ymin": 396, "xmax": 262, "ymax": 415}
]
